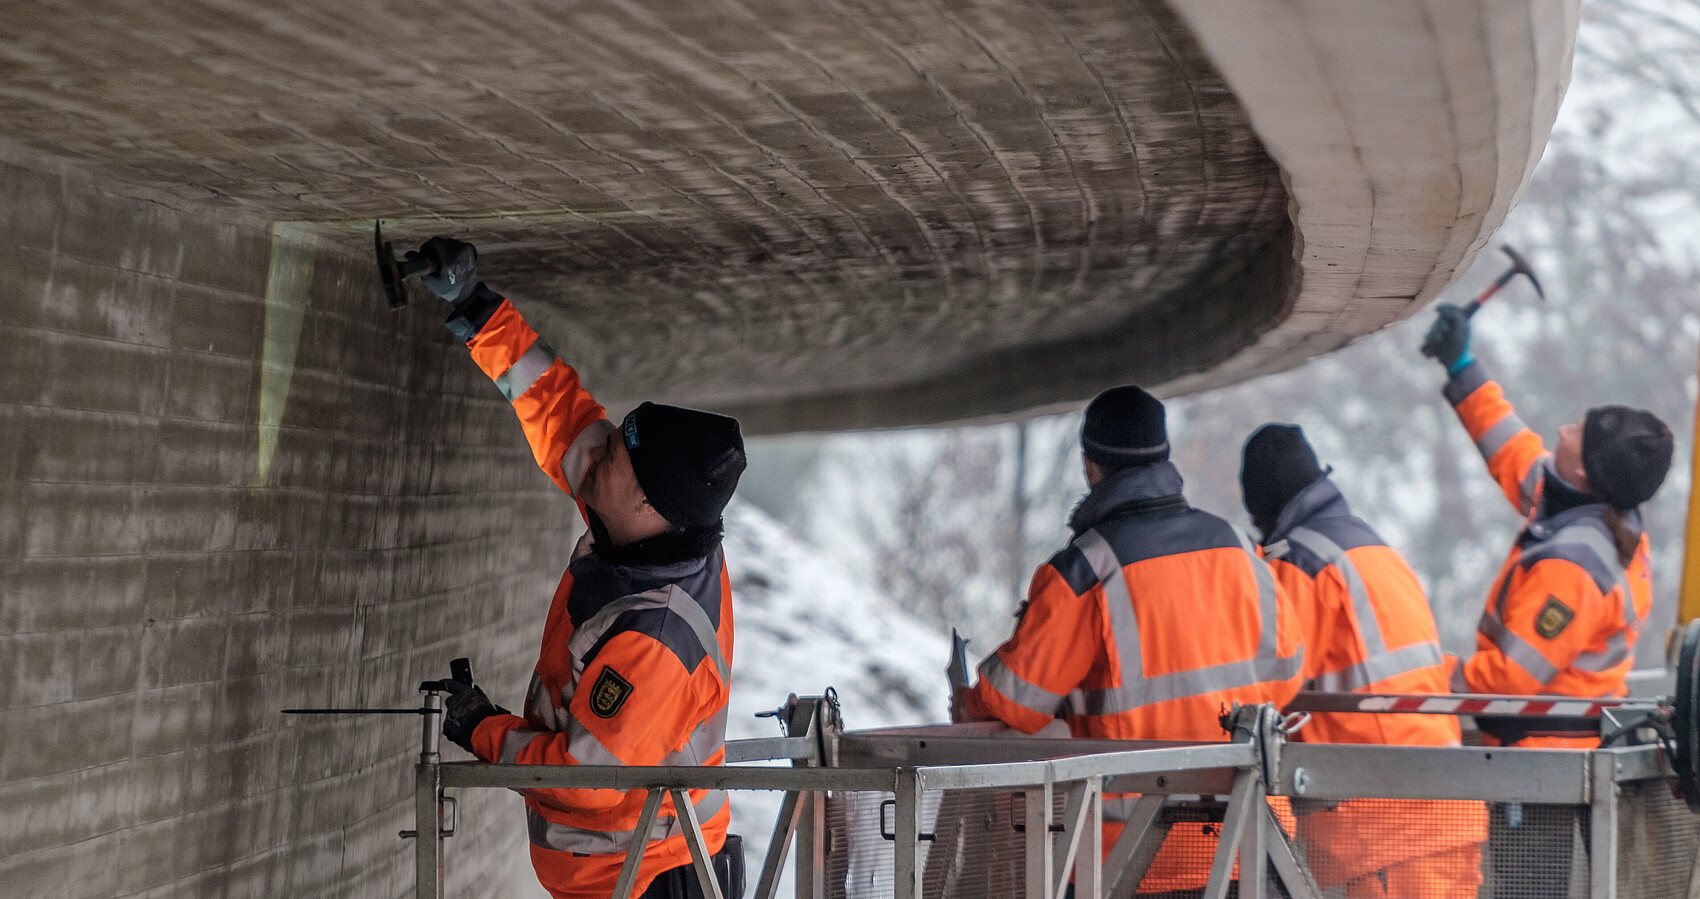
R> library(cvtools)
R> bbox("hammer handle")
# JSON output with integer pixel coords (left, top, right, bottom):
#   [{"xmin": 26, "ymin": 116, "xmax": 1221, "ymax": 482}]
[{"xmin": 1464, "ymin": 281, "xmax": 1506, "ymax": 318}]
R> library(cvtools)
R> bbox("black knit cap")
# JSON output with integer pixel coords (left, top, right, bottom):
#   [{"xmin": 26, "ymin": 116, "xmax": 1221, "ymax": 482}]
[
  {"xmin": 1081, "ymin": 385, "xmax": 1168, "ymax": 469},
  {"xmin": 1581, "ymin": 405, "xmax": 1673, "ymax": 511},
  {"xmin": 1240, "ymin": 423, "xmax": 1326, "ymax": 520},
  {"xmin": 621, "ymin": 402, "xmax": 747, "ymax": 529}
]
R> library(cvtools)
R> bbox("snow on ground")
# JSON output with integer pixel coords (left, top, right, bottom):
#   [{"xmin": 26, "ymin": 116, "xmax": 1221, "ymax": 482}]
[{"xmin": 722, "ymin": 499, "xmax": 956, "ymax": 893}]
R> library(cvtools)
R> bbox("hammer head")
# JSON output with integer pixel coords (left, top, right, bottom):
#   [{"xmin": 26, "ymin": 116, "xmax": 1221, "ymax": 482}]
[{"xmin": 1498, "ymin": 244, "xmax": 1546, "ymax": 301}]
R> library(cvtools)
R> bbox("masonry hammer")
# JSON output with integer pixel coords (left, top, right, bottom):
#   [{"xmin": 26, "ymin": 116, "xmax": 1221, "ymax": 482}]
[{"xmin": 1463, "ymin": 244, "xmax": 1545, "ymax": 318}]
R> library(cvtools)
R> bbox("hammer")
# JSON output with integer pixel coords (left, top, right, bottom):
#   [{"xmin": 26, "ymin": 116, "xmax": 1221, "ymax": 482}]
[{"xmin": 1464, "ymin": 244, "xmax": 1545, "ymax": 318}]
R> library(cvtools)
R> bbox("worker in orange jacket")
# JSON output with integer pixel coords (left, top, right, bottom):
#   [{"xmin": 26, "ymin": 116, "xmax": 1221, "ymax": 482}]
[
  {"xmin": 1422, "ymin": 303, "xmax": 1673, "ymax": 748},
  {"xmin": 956, "ymin": 385, "xmax": 1306, "ymax": 895},
  {"xmin": 1241, "ymin": 423, "xmax": 1485, "ymax": 898},
  {"xmin": 415, "ymin": 237, "xmax": 744, "ymax": 899}
]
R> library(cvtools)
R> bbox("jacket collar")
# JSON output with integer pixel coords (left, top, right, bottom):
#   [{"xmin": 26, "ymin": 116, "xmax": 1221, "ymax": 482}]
[
  {"xmin": 1525, "ymin": 500, "xmax": 1643, "ymax": 544},
  {"xmin": 1264, "ymin": 475, "xmax": 1350, "ymax": 545},
  {"xmin": 579, "ymin": 510, "xmax": 723, "ymax": 574},
  {"xmin": 1069, "ymin": 461, "xmax": 1187, "ymax": 534}
]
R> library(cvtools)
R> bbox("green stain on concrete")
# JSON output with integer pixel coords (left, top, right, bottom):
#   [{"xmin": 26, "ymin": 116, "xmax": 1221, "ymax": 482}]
[{"xmin": 257, "ymin": 222, "xmax": 319, "ymax": 483}]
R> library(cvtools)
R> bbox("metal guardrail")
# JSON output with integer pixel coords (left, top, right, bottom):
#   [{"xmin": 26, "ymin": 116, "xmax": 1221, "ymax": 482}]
[{"xmin": 403, "ymin": 691, "xmax": 1688, "ymax": 899}]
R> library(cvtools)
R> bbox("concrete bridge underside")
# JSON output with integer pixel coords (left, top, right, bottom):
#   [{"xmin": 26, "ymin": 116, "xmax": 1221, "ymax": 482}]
[{"xmin": 0, "ymin": 0, "xmax": 1576, "ymax": 896}]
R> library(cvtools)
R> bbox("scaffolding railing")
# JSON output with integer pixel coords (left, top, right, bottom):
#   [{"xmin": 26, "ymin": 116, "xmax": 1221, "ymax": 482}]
[{"xmin": 403, "ymin": 692, "xmax": 1695, "ymax": 899}]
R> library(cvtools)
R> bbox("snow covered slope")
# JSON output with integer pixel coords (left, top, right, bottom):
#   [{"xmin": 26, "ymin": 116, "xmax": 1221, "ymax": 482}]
[{"xmin": 722, "ymin": 499, "xmax": 957, "ymax": 890}]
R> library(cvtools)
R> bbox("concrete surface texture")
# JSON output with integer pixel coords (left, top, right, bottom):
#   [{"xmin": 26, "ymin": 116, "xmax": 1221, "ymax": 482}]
[
  {"xmin": 0, "ymin": 0, "xmax": 1577, "ymax": 896},
  {"xmin": 0, "ymin": 0, "xmax": 1575, "ymax": 431},
  {"xmin": 0, "ymin": 160, "xmax": 562, "ymax": 897}
]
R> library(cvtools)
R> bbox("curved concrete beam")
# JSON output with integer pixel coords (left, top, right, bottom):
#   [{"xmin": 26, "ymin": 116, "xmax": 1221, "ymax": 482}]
[
  {"xmin": 0, "ymin": 0, "xmax": 1576, "ymax": 433},
  {"xmin": 1159, "ymin": 0, "xmax": 1579, "ymax": 396}
]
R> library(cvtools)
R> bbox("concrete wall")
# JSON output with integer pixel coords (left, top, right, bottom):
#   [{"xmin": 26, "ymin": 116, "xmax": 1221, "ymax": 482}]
[{"xmin": 0, "ymin": 158, "xmax": 563, "ymax": 897}]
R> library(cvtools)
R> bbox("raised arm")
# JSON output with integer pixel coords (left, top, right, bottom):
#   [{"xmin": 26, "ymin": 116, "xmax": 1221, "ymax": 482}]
[
  {"xmin": 419, "ymin": 237, "xmax": 613, "ymax": 517},
  {"xmin": 1444, "ymin": 361, "xmax": 1551, "ymax": 516},
  {"xmin": 1422, "ymin": 303, "xmax": 1550, "ymax": 516}
]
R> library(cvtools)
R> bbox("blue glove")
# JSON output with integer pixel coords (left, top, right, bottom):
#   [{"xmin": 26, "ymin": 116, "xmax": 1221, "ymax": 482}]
[
  {"xmin": 409, "ymin": 236, "xmax": 479, "ymax": 305},
  {"xmin": 430, "ymin": 678, "xmax": 508, "ymax": 754},
  {"xmin": 1419, "ymin": 303, "xmax": 1473, "ymax": 374}
]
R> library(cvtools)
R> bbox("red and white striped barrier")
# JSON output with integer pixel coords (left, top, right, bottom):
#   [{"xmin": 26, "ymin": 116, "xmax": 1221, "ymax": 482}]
[{"xmin": 1286, "ymin": 690, "xmax": 1660, "ymax": 719}]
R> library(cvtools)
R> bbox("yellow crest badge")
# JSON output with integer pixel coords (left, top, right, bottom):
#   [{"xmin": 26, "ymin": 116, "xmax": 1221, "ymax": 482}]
[
  {"xmin": 1534, "ymin": 596, "xmax": 1575, "ymax": 640},
  {"xmin": 590, "ymin": 667, "xmax": 633, "ymax": 718}
]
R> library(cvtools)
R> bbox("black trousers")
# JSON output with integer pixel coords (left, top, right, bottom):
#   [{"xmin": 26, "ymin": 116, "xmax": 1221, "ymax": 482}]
[
  {"xmin": 638, "ymin": 864, "xmax": 709, "ymax": 899},
  {"xmin": 638, "ymin": 835, "xmax": 744, "ymax": 899}
]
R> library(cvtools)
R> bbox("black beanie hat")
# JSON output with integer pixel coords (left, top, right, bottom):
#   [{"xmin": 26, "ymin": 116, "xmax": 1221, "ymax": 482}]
[
  {"xmin": 1240, "ymin": 424, "xmax": 1326, "ymax": 520},
  {"xmin": 1581, "ymin": 405, "xmax": 1673, "ymax": 511},
  {"xmin": 621, "ymin": 403, "xmax": 747, "ymax": 529},
  {"xmin": 1082, "ymin": 385, "xmax": 1168, "ymax": 469}
]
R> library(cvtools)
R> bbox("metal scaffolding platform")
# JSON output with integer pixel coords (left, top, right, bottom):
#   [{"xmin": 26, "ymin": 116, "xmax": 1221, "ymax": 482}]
[{"xmin": 400, "ymin": 692, "xmax": 1700, "ymax": 899}]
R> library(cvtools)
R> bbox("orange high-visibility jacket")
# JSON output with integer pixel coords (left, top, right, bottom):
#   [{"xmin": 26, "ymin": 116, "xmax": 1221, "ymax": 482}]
[
  {"xmin": 1258, "ymin": 477, "xmax": 1484, "ymax": 897},
  {"xmin": 1446, "ymin": 361, "xmax": 1651, "ymax": 748},
  {"xmin": 1259, "ymin": 476, "xmax": 1458, "ymax": 747},
  {"xmin": 450, "ymin": 292, "xmax": 733, "ymax": 899},
  {"xmin": 967, "ymin": 462, "xmax": 1304, "ymax": 892}
]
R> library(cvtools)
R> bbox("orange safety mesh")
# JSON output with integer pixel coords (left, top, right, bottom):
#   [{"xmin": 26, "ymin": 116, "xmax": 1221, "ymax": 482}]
[{"xmin": 815, "ymin": 789, "xmax": 1699, "ymax": 899}]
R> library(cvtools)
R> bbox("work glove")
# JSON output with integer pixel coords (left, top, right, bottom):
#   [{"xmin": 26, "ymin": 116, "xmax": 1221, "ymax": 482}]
[
  {"xmin": 1419, "ymin": 302, "xmax": 1473, "ymax": 374},
  {"xmin": 409, "ymin": 236, "xmax": 479, "ymax": 305},
  {"xmin": 429, "ymin": 678, "xmax": 509, "ymax": 755}
]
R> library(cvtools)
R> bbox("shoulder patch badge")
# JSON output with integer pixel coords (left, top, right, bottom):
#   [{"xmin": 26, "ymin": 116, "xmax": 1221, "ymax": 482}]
[
  {"xmin": 590, "ymin": 667, "xmax": 634, "ymax": 718},
  {"xmin": 1534, "ymin": 596, "xmax": 1575, "ymax": 640}
]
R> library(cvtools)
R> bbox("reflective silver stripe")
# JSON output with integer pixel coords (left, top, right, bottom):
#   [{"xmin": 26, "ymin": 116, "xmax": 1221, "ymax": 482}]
[
  {"xmin": 1075, "ymin": 530, "xmax": 1143, "ymax": 687},
  {"xmin": 1310, "ymin": 642, "xmax": 1445, "ymax": 693},
  {"xmin": 526, "ymin": 789, "xmax": 728, "ymax": 854},
  {"xmin": 1573, "ymin": 630, "xmax": 1631, "ymax": 673},
  {"xmin": 1286, "ymin": 528, "xmax": 1386, "ymax": 656},
  {"xmin": 565, "ymin": 585, "xmax": 730, "ymax": 696},
  {"xmin": 560, "ymin": 418, "xmax": 616, "ymax": 496},
  {"xmin": 501, "ymin": 728, "xmax": 548, "ymax": 765},
  {"xmin": 1285, "ymin": 528, "xmax": 1445, "ymax": 691},
  {"xmin": 526, "ymin": 672, "xmax": 566, "ymax": 732},
  {"xmin": 566, "ymin": 714, "xmax": 628, "ymax": 766},
  {"xmin": 1475, "ymin": 414, "xmax": 1527, "ymax": 462},
  {"xmin": 1073, "ymin": 655, "xmax": 1306, "ymax": 714},
  {"xmin": 1538, "ymin": 525, "xmax": 1636, "ymax": 627},
  {"xmin": 1069, "ymin": 527, "xmax": 1301, "ymax": 715},
  {"xmin": 979, "ymin": 653, "xmax": 1066, "ymax": 717},
  {"xmin": 1518, "ymin": 463, "xmax": 1545, "ymax": 514},
  {"xmin": 1232, "ymin": 528, "xmax": 1282, "ymax": 659},
  {"xmin": 1479, "ymin": 615, "xmax": 1561, "ymax": 685},
  {"xmin": 494, "ymin": 338, "xmax": 557, "ymax": 402},
  {"xmin": 659, "ymin": 706, "xmax": 729, "ymax": 767},
  {"xmin": 560, "ymin": 708, "xmax": 724, "ymax": 769}
]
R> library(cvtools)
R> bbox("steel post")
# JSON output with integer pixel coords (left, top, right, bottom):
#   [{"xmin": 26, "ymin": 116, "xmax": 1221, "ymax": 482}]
[
  {"xmin": 612, "ymin": 789, "xmax": 665, "ymax": 899},
  {"xmin": 893, "ymin": 768, "xmax": 924, "ymax": 899},
  {"xmin": 412, "ymin": 690, "xmax": 443, "ymax": 899},
  {"xmin": 755, "ymin": 791, "xmax": 803, "ymax": 899},
  {"xmin": 1069, "ymin": 777, "xmax": 1103, "ymax": 899},
  {"xmin": 1590, "ymin": 750, "xmax": 1621, "ymax": 899},
  {"xmin": 1204, "ymin": 768, "xmax": 1260, "ymax": 899},
  {"xmin": 673, "ymin": 788, "xmax": 727, "ymax": 899},
  {"xmin": 794, "ymin": 791, "xmax": 825, "ymax": 899},
  {"xmin": 1025, "ymin": 779, "xmax": 1054, "ymax": 899}
]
